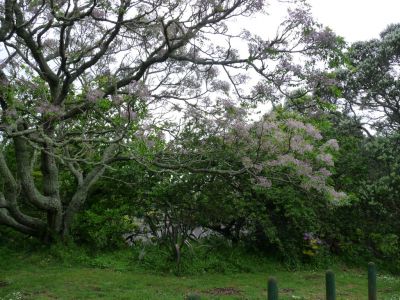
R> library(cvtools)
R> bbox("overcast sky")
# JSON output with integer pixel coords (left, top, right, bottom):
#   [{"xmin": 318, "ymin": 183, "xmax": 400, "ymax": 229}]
[
  {"xmin": 308, "ymin": 0, "xmax": 400, "ymax": 42},
  {"xmin": 242, "ymin": 0, "xmax": 400, "ymax": 44}
]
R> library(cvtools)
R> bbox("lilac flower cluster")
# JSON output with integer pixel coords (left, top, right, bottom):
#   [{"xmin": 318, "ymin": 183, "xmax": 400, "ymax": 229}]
[
  {"xmin": 321, "ymin": 139, "xmax": 340, "ymax": 151},
  {"xmin": 279, "ymin": 58, "xmax": 303, "ymax": 77},
  {"xmin": 212, "ymin": 80, "xmax": 230, "ymax": 93},
  {"xmin": 290, "ymin": 134, "xmax": 314, "ymax": 154},
  {"xmin": 111, "ymin": 94, "xmax": 124, "ymax": 105},
  {"xmin": 302, "ymin": 232, "xmax": 324, "ymax": 257},
  {"xmin": 241, "ymin": 156, "xmax": 253, "ymax": 169},
  {"xmin": 327, "ymin": 187, "xmax": 347, "ymax": 203},
  {"xmin": 287, "ymin": 6, "xmax": 314, "ymax": 28},
  {"xmin": 286, "ymin": 119, "xmax": 323, "ymax": 140},
  {"xmin": 121, "ymin": 109, "xmax": 137, "ymax": 120},
  {"xmin": 256, "ymin": 176, "xmax": 272, "ymax": 188},
  {"xmin": 36, "ymin": 102, "xmax": 62, "ymax": 115},
  {"xmin": 255, "ymin": 120, "xmax": 278, "ymax": 136},
  {"xmin": 127, "ymin": 81, "xmax": 150, "ymax": 99},
  {"xmin": 316, "ymin": 153, "xmax": 334, "ymax": 166},
  {"xmin": 87, "ymin": 89, "xmax": 104, "ymax": 102},
  {"xmin": 305, "ymin": 28, "xmax": 338, "ymax": 49},
  {"xmin": 92, "ymin": 8, "xmax": 106, "ymax": 19},
  {"xmin": 172, "ymin": 98, "xmax": 344, "ymax": 201},
  {"xmin": 269, "ymin": 154, "xmax": 313, "ymax": 177},
  {"xmin": 303, "ymin": 232, "xmax": 323, "ymax": 244}
]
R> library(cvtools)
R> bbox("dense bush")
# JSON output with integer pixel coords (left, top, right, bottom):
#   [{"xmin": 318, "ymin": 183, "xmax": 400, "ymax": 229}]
[{"xmin": 58, "ymin": 114, "xmax": 399, "ymax": 272}]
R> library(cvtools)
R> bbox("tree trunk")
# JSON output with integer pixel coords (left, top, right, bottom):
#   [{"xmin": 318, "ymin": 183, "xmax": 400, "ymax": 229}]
[{"xmin": 0, "ymin": 139, "xmax": 116, "ymax": 243}]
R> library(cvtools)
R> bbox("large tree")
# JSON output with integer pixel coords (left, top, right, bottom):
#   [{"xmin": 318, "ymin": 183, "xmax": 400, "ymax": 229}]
[
  {"xmin": 337, "ymin": 23, "xmax": 400, "ymax": 133},
  {"xmin": 0, "ymin": 0, "xmax": 341, "ymax": 241}
]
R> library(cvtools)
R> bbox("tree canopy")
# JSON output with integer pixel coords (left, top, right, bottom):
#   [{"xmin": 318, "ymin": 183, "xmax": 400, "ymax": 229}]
[
  {"xmin": 2, "ymin": 1, "xmax": 400, "ymax": 273},
  {"xmin": 0, "ymin": 0, "xmax": 344, "ymax": 241}
]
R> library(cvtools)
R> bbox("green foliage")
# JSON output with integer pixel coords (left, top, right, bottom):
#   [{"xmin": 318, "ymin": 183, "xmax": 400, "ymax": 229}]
[
  {"xmin": 63, "ymin": 108, "xmax": 346, "ymax": 266},
  {"xmin": 370, "ymin": 233, "xmax": 399, "ymax": 258},
  {"xmin": 133, "ymin": 238, "xmax": 283, "ymax": 276},
  {"xmin": 311, "ymin": 120, "xmax": 400, "ymax": 272},
  {"xmin": 3, "ymin": 85, "xmax": 400, "ymax": 277},
  {"xmin": 73, "ymin": 206, "xmax": 137, "ymax": 250}
]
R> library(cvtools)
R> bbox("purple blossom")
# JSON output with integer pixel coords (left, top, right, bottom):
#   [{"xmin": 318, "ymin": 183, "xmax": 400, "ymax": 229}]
[
  {"xmin": 321, "ymin": 139, "xmax": 340, "ymax": 151},
  {"xmin": 112, "ymin": 94, "xmax": 124, "ymax": 105},
  {"xmin": 290, "ymin": 135, "xmax": 314, "ymax": 154},
  {"xmin": 303, "ymin": 232, "xmax": 313, "ymax": 240},
  {"xmin": 6, "ymin": 109, "xmax": 17, "ymax": 117},
  {"xmin": 327, "ymin": 187, "xmax": 347, "ymax": 203},
  {"xmin": 127, "ymin": 81, "xmax": 150, "ymax": 99},
  {"xmin": 318, "ymin": 167, "xmax": 332, "ymax": 177},
  {"xmin": 303, "ymin": 173, "xmax": 326, "ymax": 191},
  {"xmin": 206, "ymin": 67, "xmax": 219, "ymax": 78},
  {"xmin": 127, "ymin": 81, "xmax": 139, "ymax": 94},
  {"xmin": 121, "ymin": 109, "xmax": 137, "ymax": 120},
  {"xmin": 212, "ymin": 80, "xmax": 230, "ymax": 93},
  {"xmin": 260, "ymin": 139, "xmax": 279, "ymax": 153},
  {"xmin": 45, "ymin": 12, "xmax": 54, "ymax": 21},
  {"xmin": 255, "ymin": 120, "xmax": 278, "ymax": 135},
  {"xmin": 241, "ymin": 156, "xmax": 253, "ymax": 169},
  {"xmin": 284, "ymin": 119, "xmax": 321, "ymax": 140},
  {"xmin": 287, "ymin": 7, "xmax": 314, "ymax": 28},
  {"xmin": 145, "ymin": 140, "xmax": 155, "ymax": 148},
  {"xmin": 303, "ymin": 232, "xmax": 323, "ymax": 244},
  {"xmin": 269, "ymin": 154, "xmax": 313, "ymax": 177},
  {"xmin": 87, "ymin": 89, "xmax": 104, "ymax": 102},
  {"xmin": 36, "ymin": 103, "xmax": 61, "ymax": 114},
  {"xmin": 252, "ymin": 82, "xmax": 275, "ymax": 98},
  {"xmin": 256, "ymin": 176, "xmax": 272, "ymax": 188},
  {"xmin": 233, "ymin": 121, "xmax": 250, "ymax": 138},
  {"xmin": 253, "ymin": 163, "xmax": 264, "ymax": 173},
  {"xmin": 279, "ymin": 58, "xmax": 302, "ymax": 77},
  {"xmin": 92, "ymin": 8, "xmax": 106, "ymax": 18},
  {"xmin": 305, "ymin": 28, "xmax": 338, "ymax": 48},
  {"xmin": 304, "ymin": 124, "xmax": 322, "ymax": 140},
  {"xmin": 286, "ymin": 119, "xmax": 306, "ymax": 130},
  {"xmin": 248, "ymin": 0, "xmax": 264, "ymax": 12},
  {"xmin": 308, "ymin": 73, "xmax": 338, "ymax": 89},
  {"xmin": 317, "ymin": 153, "xmax": 334, "ymax": 166}
]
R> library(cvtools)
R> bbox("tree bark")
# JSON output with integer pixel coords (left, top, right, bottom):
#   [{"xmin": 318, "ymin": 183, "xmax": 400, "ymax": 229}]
[{"xmin": 62, "ymin": 144, "xmax": 118, "ymax": 237}]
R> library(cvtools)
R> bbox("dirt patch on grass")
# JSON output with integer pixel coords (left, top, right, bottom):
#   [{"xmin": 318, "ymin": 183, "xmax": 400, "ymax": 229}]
[
  {"xmin": 205, "ymin": 287, "xmax": 242, "ymax": 296},
  {"xmin": 89, "ymin": 285, "xmax": 102, "ymax": 291},
  {"xmin": 281, "ymin": 287, "xmax": 295, "ymax": 293},
  {"xmin": 0, "ymin": 280, "xmax": 9, "ymax": 288},
  {"xmin": 30, "ymin": 290, "xmax": 59, "ymax": 299},
  {"xmin": 304, "ymin": 274, "xmax": 323, "ymax": 280}
]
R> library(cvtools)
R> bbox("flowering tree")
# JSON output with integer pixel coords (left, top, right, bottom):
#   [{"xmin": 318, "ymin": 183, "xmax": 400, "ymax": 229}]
[
  {"xmin": 0, "ymin": 0, "xmax": 341, "ymax": 241},
  {"xmin": 161, "ymin": 103, "xmax": 343, "ymax": 200},
  {"xmin": 125, "ymin": 106, "xmax": 344, "ymax": 259}
]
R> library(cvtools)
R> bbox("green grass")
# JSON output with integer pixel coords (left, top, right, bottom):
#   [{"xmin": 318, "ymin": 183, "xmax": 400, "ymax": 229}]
[{"xmin": 0, "ymin": 248, "xmax": 400, "ymax": 299}]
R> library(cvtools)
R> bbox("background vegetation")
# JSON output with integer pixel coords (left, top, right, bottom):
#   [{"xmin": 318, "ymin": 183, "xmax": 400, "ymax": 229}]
[{"xmin": 1, "ymin": 0, "xmax": 400, "ymax": 298}]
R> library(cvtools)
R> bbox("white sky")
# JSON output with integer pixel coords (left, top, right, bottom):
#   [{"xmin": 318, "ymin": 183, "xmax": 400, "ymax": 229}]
[
  {"xmin": 308, "ymin": 0, "xmax": 400, "ymax": 42},
  {"xmin": 226, "ymin": 0, "xmax": 400, "ymax": 118},
  {"xmin": 241, "ymin": 0, "xmax": 400, "ymax": 43}
]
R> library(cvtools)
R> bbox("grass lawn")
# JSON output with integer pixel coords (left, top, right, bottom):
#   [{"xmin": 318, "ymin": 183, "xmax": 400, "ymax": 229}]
[{"xmin": 1, "ymin": 257, "xmax": 400, "ymax": 300}]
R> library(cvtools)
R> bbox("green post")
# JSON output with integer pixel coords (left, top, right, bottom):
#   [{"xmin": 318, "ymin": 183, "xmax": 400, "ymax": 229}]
[
  {"xmin": 268, "ymin": 277, "xmax": 278, "ymax": 300},
  {"xmin": 368, "ymin": 262, "xmax": 377, "ymax": 300},
  {"xmin": 326, "ymin": 270, "xmax": 336, "ymax": 300}
]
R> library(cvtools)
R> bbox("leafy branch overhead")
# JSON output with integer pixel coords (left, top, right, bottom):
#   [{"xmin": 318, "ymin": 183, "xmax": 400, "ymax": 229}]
[{"xmin": 0, "ymin": 0, "xmax": 343, "ymax": 241}]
